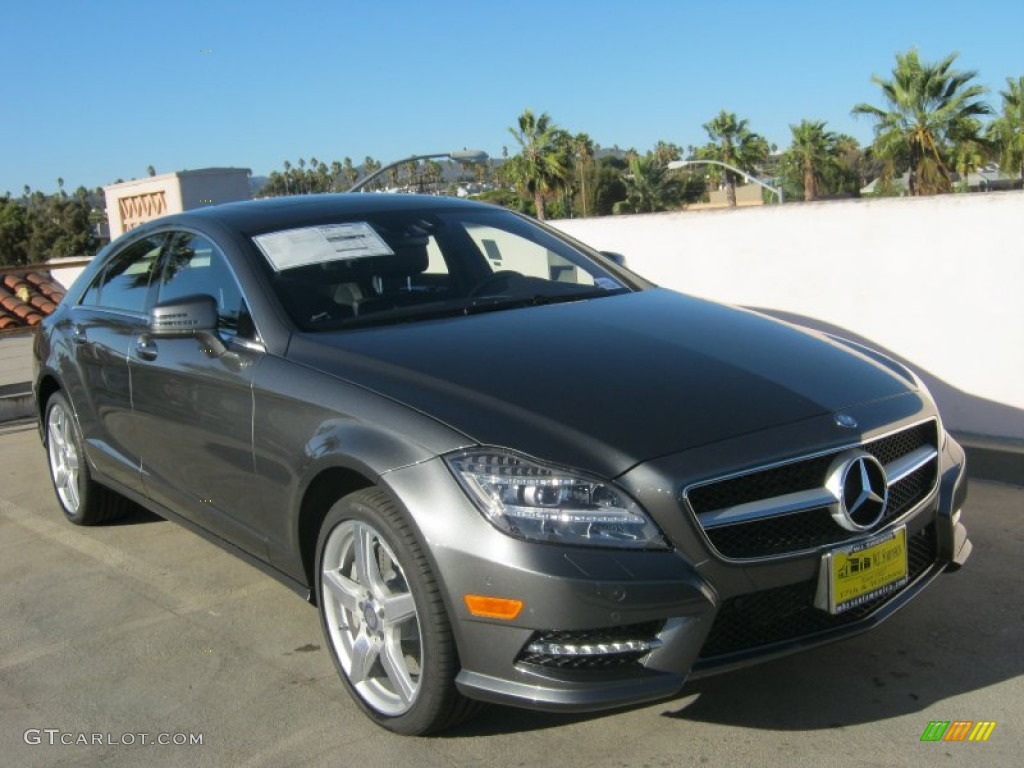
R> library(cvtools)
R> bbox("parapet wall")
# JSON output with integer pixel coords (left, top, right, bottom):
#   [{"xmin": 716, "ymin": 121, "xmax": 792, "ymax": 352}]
[{"xmin": 551, "ymin": 191, "xmax": 1024, "ymax": 442}]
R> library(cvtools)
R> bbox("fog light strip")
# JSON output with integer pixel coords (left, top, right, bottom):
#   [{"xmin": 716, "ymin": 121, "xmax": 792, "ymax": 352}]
[{"xmin": 525, "ymin": 638, "xmax": 661, "ymax": 657}]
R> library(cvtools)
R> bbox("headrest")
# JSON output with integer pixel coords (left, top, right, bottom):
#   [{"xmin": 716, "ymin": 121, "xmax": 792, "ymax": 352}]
[{"xmin": 359, "ymin": 221, "xmax": 430, "ymax": 276}]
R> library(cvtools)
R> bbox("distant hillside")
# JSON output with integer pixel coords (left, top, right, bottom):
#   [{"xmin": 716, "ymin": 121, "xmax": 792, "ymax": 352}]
[
  {"xmin": 249, "ymin": 176, "xmax": 269, "ymax": 196},
  {"xmin": 249, "ymin": 158, "xmax": 512, "ymax": 194}
]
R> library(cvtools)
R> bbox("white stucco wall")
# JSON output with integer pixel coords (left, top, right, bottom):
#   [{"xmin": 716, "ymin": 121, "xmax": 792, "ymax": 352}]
[
  {"xmin": 45, "ymin": 257, "xmax": 89, "ymax": 294},
  {"xmin": 551, "ymin": 192, "xmax": 1024, "ymax": 441}
]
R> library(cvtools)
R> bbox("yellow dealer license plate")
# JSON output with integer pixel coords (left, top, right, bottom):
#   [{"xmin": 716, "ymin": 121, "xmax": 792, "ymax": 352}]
[{"xmin": 815, "ymin": 527, "xmax": 908, "ymax": 615}]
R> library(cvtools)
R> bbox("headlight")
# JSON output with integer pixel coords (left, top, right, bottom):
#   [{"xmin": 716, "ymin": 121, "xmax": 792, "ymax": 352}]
[{"xmin": 446, "ymin": 450, "xmax": 667, "ymax": 549}]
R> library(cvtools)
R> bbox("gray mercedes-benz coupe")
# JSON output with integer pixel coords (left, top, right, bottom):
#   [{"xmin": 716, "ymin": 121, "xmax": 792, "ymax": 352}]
[{"xmin": 34, "ymin": 194, "xmax": 972, "ymax": 734}]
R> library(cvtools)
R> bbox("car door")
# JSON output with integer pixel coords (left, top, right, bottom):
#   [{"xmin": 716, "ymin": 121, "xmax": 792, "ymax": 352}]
[
  {"xmin": 63, "ymin": 234, "xmax": 166, "ymax": 494},
  {"xmin": 129, "ymin": 230, "xmax": 269, "ymax": 558}
]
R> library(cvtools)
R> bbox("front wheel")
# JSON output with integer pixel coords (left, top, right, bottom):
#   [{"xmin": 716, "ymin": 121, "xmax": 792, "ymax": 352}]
[{"xmin": 315, "ymin": 488, "xmax": 480, "ymax": 735}]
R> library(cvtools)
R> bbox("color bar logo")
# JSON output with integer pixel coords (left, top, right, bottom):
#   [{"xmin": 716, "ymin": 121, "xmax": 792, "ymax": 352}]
[{"xmin": 920, "ymin": 720, "xmax": 996, "ymax": 742}]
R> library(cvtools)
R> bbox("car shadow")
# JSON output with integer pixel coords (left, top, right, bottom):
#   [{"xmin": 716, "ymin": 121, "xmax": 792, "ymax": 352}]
[
  {"xmin": 443, "ymin": 482, "xmax": 1021, "ymax": 737},
  {"xmin": 100, "ymin": 500, "xmax": 166, "ymax": 526},
  {"xmin": 443, "ymin": 702, "xmax": 625, "ymax": 737}
]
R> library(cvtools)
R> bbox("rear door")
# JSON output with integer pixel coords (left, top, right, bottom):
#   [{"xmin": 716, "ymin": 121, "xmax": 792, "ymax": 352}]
[{"xmin": 63, "ymin": 234, "xmax": 166, "ymax": 493}]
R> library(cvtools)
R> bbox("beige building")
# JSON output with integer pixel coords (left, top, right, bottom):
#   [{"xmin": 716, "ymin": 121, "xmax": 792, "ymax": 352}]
[
  {"xmin": 688, "ymin": 183, "xmax": 766, "ymax": 210},
  {"xmin": 103, "ymin": 167, "xmax": 251, "ymax": 239}
]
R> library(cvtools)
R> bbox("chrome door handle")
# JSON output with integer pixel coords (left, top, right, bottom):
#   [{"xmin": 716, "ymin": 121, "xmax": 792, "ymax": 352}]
[
  {"xmin": 134, "ymin": 336, "xmax": 158, "ymax": 361},
  {"xmin": 70, "ymin": 325, "xmax": 87, "ymax": 344}
]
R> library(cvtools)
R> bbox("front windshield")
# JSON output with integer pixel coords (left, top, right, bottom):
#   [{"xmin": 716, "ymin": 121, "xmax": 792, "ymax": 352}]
[{"xmin": 252, "ymin": 208, "xmax": 631, "ymax": 331}]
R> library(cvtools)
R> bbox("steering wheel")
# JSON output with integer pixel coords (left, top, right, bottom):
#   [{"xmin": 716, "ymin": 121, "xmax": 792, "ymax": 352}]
[{"xmin": 468, "ymin": 270, "xmax": 522, "ymax": 298}]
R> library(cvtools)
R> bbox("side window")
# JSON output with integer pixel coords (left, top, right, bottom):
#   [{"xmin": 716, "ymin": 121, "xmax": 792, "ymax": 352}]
[
  {"xmin": 424, "ymin": 237, "xmax": 448, "ymax": 275},
  {"xmin": 463, "ymin": 222, "xmax": 594, "ymax": 285},
  {"xmin": 81, "ymin": 235, "xmax": 165, "ymax": 312},
  {"xmin": 156, "ymin": 232, "xmax": 250, "ymax": 338}
]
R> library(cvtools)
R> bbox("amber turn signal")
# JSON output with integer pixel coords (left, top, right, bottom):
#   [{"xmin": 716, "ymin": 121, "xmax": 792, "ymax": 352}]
[{"xmin": 464, "ymin": 595, "xmax": 524, "ymax": 620}]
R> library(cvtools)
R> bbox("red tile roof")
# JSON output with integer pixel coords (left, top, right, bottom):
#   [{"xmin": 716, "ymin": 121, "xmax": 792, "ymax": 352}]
[{"xmin": 0, "ymin": 271, "xmax": 66, "ymax": 331}]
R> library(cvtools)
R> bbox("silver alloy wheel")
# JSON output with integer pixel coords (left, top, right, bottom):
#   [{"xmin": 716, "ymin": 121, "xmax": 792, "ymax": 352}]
[
  {"xmin": 321, "ymin": 519, "xmax": 423, "ymax": 715},
  {"xmin": 47, "ymin": 401, "xmax": 80, "ymax": 514}
]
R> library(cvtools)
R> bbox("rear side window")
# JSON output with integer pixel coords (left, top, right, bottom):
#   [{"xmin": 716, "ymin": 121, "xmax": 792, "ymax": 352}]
[{"xmin": 81, "ymin": 235, "xmax": 166, "ymax": 312}]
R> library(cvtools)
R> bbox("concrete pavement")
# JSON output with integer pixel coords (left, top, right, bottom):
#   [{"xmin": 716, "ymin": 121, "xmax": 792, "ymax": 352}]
[
  {"xmin": 0, "ymin": 335, "xmax": 34, "ymax": 422},
  {"xmin": 0, "ymin": 420, "xmax": 1021, "ymax": 767}
]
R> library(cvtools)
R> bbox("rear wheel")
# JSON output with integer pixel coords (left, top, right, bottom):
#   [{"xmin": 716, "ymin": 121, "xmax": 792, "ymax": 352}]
[
  {"xmin": 45, "ymin": 392, "xmax": 129, "ymax": 525},
  {"xmin": 315, "ymin": 488, "xmax": 480, "ymax": 735}
]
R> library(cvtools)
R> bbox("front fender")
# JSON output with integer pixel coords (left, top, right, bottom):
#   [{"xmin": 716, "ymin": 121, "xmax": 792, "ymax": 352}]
[{"xmin": 250, "ymin": 354, "xmax": 473, "ymax": 581}]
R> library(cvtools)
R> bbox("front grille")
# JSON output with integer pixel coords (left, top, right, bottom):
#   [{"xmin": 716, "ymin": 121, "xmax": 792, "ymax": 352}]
[
  {"xmin": 698, "ymin": 523, "xmax": 937, "ymax": 660},
  {"xmin": 516, "ymin": 621, "xmax": 664, "ymax": 671},
  {"xmin": 863, "ymin": 422, "xmax": 936, "ymax": 465},
  {"xmin": 687, "ymin": 421, "xmax": 939, "ymax": 559},
  {"xmin": 883, "ymin": 462, "xmax": 936, "ymax": 522},
  {"xmin": 706, "ymin": 505, "xmax": 845, "ymax": 559}
]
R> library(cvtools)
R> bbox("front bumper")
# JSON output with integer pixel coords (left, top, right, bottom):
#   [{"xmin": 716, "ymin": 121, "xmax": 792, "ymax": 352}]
[{"xmin": 384, "ymin": 418, "xmax": 970, "ymax": 713}]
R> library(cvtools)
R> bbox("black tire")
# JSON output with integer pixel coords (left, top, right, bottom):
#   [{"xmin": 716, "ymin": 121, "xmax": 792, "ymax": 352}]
[
  {"xmin": 315, "ymin": 487, "xmax": 481, "ymax": 735},
  {"xmin": 44, "ymin": 392, "xmax": 130, "ymax": 526}
]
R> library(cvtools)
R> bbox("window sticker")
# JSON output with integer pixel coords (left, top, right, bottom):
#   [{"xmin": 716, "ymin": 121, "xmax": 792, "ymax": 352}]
[{"xmin": 253, "ymin": 223, "xmax": 394, "ymax": 271}]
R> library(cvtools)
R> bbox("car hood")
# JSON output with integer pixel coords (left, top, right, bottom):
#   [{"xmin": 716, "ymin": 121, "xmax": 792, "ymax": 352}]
[{"xmin": 288, "ymin": 289, "xmax": 916, "ymax": 477}]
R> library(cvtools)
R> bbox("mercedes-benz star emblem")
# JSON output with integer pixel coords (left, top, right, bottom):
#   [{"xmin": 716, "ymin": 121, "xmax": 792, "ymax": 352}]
[
  {"xmin": 825, "ymin": 449, "xmax": 888, "ymax": 531},
  {"xmin": 834, "ymin": 413, "xmax": 858, "ymax": 429}
]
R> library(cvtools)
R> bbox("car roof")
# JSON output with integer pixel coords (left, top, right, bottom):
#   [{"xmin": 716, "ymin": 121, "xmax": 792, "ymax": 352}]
[{"xmin": 150, "ymin": 194, "xmax": 497, "ymax": 238}]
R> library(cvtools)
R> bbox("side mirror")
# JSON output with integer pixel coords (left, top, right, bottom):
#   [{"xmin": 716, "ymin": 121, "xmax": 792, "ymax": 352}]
[
  {"xmin": 601, "ymin": 251, "xmax": 627, "ymax": 268},
  {"xmin": 150, "ymin": 294, "xmax": 218, "ymax": 338},
  {"xmin": 149, "ymin": 294, "xmax": 230, "ymax": 359}
]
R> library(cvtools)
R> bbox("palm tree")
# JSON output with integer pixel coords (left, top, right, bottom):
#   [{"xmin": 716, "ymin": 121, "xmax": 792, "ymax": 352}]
[
  {"xmin": 573, "ymin": 133, "xmax": 596, "ymax": 217},
  {"xmin": 830, "ymin": 134, "xmax": 869, "ymax": 193},
  {"xmin": 701, "ymin": 110, "xmax": 770, "ymax": 206},
  {"xmin": 948, "ymin": 118, "xmax": 991, "ymax": 190},
  {"xmin": 308, "ymin": 157, "xmax": 323, "ymax": 191},
  {"xmin": 330, "ymin": 161, "xmax": 343, "ymax": 191},
  {"xmin": 652, "ymin": 141, "xmax": 682, "ymax": 166},
  {"xmin": 401, "ymin": 160, "xmax": 418, "ymax": 190},
  {"xmin": 551, "ymin": 129, "xmax": 577, "ymax": 217},
  {"xmin": 342, "ymin": 157, "xmax": 359, "ymax": 189},
  {"xmin": 473, "ymin": 158, "xmax": 489, "ymax": 185},
  {"xmin": 615, "ymin": 155, "xmax": 680, "ymax": 214},
  {"xmin": 785, "ymin": 120, "xmax": 839, "ymax": 201},
  {"xmin": 987, "ymin": 75, "xmax": 1024, "ymax": 180},
  {"xmin": 507, "ymin": 108, "xmax": 570, "ymax": 220},
  {"xmin": 363, "ymin": 157, "xmax": 381, "ymax": 191},
  {"xmin": 282, "ymin": 161, "xmax": 292, "ymax": 195},
  {"xmin": 425, "ymin": 160, "xmax": 443, "ymax": 192},
  {"xmin": 852, "ymin": 49, "xmax": 990, "ymax": 195},
  {"xmin": 316, "ymin": 162, "xmax": 330, "ymax": 192}
]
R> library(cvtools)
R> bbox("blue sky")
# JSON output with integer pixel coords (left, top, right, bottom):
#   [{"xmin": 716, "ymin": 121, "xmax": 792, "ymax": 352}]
[{"xmin": 3, "ymin": 0, "xmax": 1022, "ymax": 195}]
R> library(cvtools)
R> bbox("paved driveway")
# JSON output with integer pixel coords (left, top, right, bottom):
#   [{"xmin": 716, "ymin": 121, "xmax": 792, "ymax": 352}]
[{"xmin": 1, "ymin": 420, "xmax": 1021, "ymax": 767}]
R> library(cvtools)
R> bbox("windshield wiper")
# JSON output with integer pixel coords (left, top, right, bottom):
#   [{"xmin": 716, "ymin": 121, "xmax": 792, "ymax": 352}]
[
  {"xmin": 312, "ymin": 288, "xmax": 628, "ymax": 331},
  {"xmin": 465, "ymin": 287, "xmax": 625, "ymax": 314}
]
